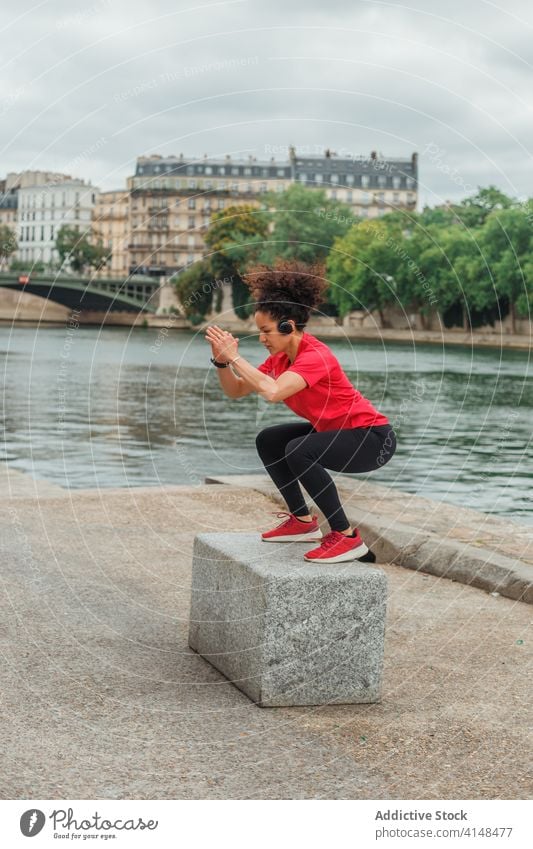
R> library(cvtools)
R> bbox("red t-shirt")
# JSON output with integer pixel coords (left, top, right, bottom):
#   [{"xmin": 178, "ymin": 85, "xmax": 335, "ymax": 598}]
[{"xmin": 257, "ymin": 332, "xmax": 390, "ymax": 432}]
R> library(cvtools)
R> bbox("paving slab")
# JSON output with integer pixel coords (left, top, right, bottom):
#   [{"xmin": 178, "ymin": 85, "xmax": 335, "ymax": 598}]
[{"xmin": 0, "ymin": 483, "xmax": 531, "ymax": 799}]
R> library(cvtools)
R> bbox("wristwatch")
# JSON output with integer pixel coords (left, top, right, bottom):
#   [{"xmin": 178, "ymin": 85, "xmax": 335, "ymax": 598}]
[{"xmin": 210, "ymin": 357, "xmax": 229, "ymax": 368}]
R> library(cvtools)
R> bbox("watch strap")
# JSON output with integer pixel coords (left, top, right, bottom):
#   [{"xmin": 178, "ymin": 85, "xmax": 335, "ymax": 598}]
[{"xmin": 210, "ymin": 357, "xmax": 229, "ymax": 368}]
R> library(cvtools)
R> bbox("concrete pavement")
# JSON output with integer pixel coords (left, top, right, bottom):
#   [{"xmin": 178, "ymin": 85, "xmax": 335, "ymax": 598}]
[{"xmin": 0, "ymin": 477, "xmax": 531, "ymax": 799}]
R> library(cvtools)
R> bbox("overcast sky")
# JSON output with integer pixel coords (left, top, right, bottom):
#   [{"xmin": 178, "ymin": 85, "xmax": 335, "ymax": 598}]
[{"xmin": 1, "ymin": 0, "xmax": 532, "ymax": 207}]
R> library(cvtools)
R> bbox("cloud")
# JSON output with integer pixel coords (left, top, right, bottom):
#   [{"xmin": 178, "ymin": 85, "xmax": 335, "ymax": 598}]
[{"xmin": 0, "ymin": 0, "xmax": 531, "ymax": 204}]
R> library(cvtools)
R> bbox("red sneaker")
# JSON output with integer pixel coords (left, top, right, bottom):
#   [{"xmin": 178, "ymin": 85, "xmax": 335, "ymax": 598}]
[
  {"xmin": 261, "ymin": 512, "xmax": 323, "ymax": 543},
  {"xmin": 303, "ymin": 529, "xmax": 369, "ymax": 563}
]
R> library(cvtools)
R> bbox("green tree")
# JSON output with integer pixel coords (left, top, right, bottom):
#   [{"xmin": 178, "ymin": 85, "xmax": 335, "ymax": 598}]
[
  {"xmin": 456, "ymin": 186, "xmax": 514, "ymax": 228},
  {"xmin": 0, "ymin": 224, "xmax": 17, "ymax": 268},
  {"xmin": 477, "ymin": 206, "xmax": 533, "ymax": 331},
  {"xmin": 259, "ymin": 183, "xmax": 356, "ymax": 266},
  {"xmin": 174, "ymin": 260, "xmax": 214, "ymax": 322},
  {"xmin": 204, "ymin": 204, "xmax": 269, "ymax": 319},
  {"xmin": 56, "ymin": 225, "xmax": 108, "ymax": 273},
  {"xmin": 404, "ymin": 224, "xmax": 487, "ymax": 330},
  {"xmin": 326, "ymin": 218, "xmax": 405, "ymax": 324},
  {"xmin": 9, "ymin": 258, "xmax": 46, "ymax": 273}
]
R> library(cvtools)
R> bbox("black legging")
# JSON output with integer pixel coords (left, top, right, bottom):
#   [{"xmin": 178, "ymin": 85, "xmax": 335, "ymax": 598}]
[{"xmin": 255, "ymin": 422, "xmax": 396, "ymax": 532}]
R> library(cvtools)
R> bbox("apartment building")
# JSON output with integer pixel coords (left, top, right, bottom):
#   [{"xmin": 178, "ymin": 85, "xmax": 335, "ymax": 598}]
[
  {"xmin": 124, "ymin": 148, "xmax": 418, "ymax": 278},
  {"xmin": 17, "ymin": 178, "xmax": 98, "ymax": 265},
  {"xmin": 0, "ymin": 182, "xmax": 18, "ymax": 231},
  {"xmin": 92, "ymin": 190, "xmax": 129, "ymax": 278}
]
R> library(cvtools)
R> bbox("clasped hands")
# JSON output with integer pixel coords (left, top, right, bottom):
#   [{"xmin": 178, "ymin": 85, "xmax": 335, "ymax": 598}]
[{"xmin": 204, "ymin": 324, "xmax": 239, "ymax": 363}]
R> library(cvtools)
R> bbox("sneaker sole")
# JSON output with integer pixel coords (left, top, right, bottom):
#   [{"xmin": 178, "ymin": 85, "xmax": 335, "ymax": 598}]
[
  {"xmin": 303, "ymin": 541, "xmax": 369, "ymax": 563},
  {"xmin": 262, "ymin": 529, "xmax": 323, "ymax": 543}
]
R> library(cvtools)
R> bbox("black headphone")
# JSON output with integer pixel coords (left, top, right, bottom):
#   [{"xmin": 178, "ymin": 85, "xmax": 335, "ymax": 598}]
[{"xmin": 277, "ymin": 317, "xmax": 294, "ymax": 335}]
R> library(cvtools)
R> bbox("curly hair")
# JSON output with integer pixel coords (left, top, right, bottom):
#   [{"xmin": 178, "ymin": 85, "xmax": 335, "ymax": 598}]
[{"xmin": 242, "ymin": 258, "xmax": 328, "ymax": 329}]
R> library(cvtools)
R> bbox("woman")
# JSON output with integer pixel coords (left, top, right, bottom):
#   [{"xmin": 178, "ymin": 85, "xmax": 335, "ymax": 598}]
[{"xmin": 204, "ymin": 259, "xmax": 396, "ymax": 564}]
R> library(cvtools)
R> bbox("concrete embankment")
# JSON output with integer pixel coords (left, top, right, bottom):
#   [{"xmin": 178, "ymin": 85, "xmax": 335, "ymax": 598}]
[
  {"xmin": 1, "ymin": 466, "xmax": 531, "ymax": 799},
  {"xmin": 1, "ymin": 287, "xmax": 532, "ymax": 349}
]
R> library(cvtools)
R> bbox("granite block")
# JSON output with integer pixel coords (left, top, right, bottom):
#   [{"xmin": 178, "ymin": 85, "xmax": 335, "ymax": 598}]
[{"xmin": 188, "ymin": 533, "xmax": 387, "ymax": 707}]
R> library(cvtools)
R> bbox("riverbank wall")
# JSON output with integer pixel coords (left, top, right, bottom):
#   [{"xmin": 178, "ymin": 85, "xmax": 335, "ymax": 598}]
[{"xmin": 1, "ymin": 288, "xmax": 531, "ymax": 349}]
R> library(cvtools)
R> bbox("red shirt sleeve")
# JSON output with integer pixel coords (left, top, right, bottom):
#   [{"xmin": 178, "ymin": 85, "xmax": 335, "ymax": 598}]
[
  {"xmin": 286, "ymin": 348, "xmax": 330, "ymax": 388},
  {"xmin": 257, "ymin": 356, "xmax": 274, "ymax": 375}
]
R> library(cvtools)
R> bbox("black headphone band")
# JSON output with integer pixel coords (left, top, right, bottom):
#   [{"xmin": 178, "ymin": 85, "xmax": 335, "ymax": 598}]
[{"xmin": 278, "ymin": 317, "xmax": 294, "ymax": 334}]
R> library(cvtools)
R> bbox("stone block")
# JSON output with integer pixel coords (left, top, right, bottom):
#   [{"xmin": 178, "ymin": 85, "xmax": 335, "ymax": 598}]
[{"xmin": 188, "ymin": 533, "xmax": 387, "ymax": 707}]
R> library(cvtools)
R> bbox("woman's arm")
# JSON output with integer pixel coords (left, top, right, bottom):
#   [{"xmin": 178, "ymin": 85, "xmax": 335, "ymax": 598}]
[
  {"xmin": 229, "ymin": 355, "xmax": 306, "ymax": 402},
  {"xmin": 205, "ymin": 325, "xmax": 306, "ymax": 402},
  {"xmin": 205, "ymin": 325, "xmax": 255, "ymax": 399},
  {"xmin": 215, "ymin": 365, "xmax": 256, "ymax": 399}
]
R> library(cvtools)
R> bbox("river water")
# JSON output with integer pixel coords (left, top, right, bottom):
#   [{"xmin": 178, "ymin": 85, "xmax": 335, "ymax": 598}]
[{"xmin": 1, "ymin": 324, "xmax": 532, "ymax": 524}]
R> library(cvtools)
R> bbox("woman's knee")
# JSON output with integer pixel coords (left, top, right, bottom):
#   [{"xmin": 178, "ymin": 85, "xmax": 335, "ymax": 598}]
[
  {"xmin": 255, "ymin": 425, "xmax": 281, "ymax": 456},
  {"xmin": 284, "ymin": 435, "xmax": 312, "ymax": 468}
]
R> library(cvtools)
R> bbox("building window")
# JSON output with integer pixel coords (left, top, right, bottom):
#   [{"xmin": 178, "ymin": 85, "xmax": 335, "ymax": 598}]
[
  {"xmin": 218, "ymin": 180, "xmax": 227, "ymax": 190},
  {"xmin": 330, "ymin": 190, "xmax": 337, "ymax": 200},
  {"xmin": 346, "ymin": 175, "xmax": 354, "ymax": 185},
  {"xmin": 361, "ymin": 192, "xmax": 370, "ymax": 205},
  {"xmin": 330, "ymin": 174, "xmax": 339, "ymax": 184},
  {"xmin": 299, "ymin": 173, "xmax": 307, "ymax": 182},
  {"xmin": 315, "ymin": 174, "xmax": 323, "ymax": 183},
  {"xmin": 188, "ymin": 198, "xmax": 196, "ymax": 209},
  {"xmin": 187, "ymin": 235, "xmax": 195, "ymax": 247},
  {"xmin": 188, "ymin": 216, "xmax": 195, "ymax": 228},
  {"xmin": 244, "ymin": 167, "xmax": 252, "ymax": 176},
  {"xmin": 277, "ymin": 169, "xmax": 285, "ymax": 177},
  {"xmin": 392, "ymin": 176, "xmax": 401, "ymax": 189},
  {"xmin": 231, "ymin": 183, "xmax": 238, "ymax": 192},
  {"xmin": 217, "ymin": 199, "xmax": 224, "ymax": 209},
  {"xmin": 260, "ymin": 182, "xmax": 267, "ymax": 193},
  {"xmin": 347, "ymin": 190, "xmax": 353, "ymax": 202},
  {"xmin": 231, "ymin": 167, "xmax": 239, "ymax": 175},
  {"xmin": 218, "ymin": 167, "xmax": 225, "ymax": 175},
  {"xmin": 406, "ymin": 177, "xmax": 415, "ymax": 189},
  {"xmin": 205, "ymin": 166, "xmax": 212, "ymax": 175},
  {"xmin": 40, "ymin": 226, "xmax": 44, "ymax": 241},
  {"xmin": 188, "ymin": 180, "xmax": 197, "ymax": 189},
  {"xmin": 393, "ymin": 192, "xmax": 400, "ymax": 204},
  {"xmin": 187, "ymin": 167, "xmax": 194, "ymax": 175},
  {"xmin": 361, "ymin": 175, "xmax": 370, "ymax": 188}
]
